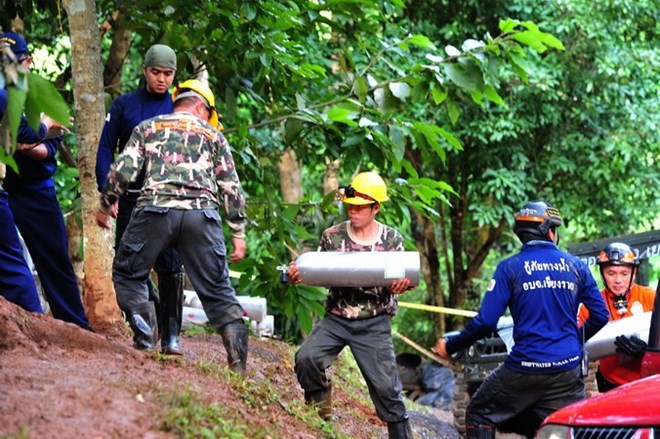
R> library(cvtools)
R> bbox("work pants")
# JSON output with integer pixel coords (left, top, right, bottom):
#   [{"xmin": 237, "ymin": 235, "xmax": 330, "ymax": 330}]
[
  {"xmin": 295, "ymin": 312, "xmax": 408, "ymax": 423},
  {"xmin": 466, "ymin": 364, "xmax": 584, "ymax": 438},
  {"xmin": 0, "ymin": 189, "xmax": 42, "ymax": 312},
  {"xmin": 116, "ymin": 195, "xmax": 182, "ymax": 273},
  {"xmin": 113, "ymin": 206, "xmax": 243, "ymax": 330},
  {"xmin": 8, "ymin": 185, "xmax": 90, "ymax": 329}
]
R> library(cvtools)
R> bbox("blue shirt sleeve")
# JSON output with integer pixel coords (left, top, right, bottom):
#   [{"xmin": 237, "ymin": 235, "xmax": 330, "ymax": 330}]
[
  {"xmin": 577, "ymin": 262, "xmax": 608, "ymax": 340},
  {"xmin": 95, "ymin": 98, "xmax": 124, "ymax": 191},
  {"xmin": 446, "ymin": 266, "xmax": 510, "ymax": 354}
]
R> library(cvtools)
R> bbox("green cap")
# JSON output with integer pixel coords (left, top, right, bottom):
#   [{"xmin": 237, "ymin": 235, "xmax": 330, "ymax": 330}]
[{"xmin": 143, "ymin": 44, "xmax": 177, "ymax": 70}]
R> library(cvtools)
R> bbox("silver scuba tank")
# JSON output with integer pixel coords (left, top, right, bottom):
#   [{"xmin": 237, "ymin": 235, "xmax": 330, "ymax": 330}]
[{"xmin": 294, "ymin": 251, "xmax": 420, "ymax": 288}]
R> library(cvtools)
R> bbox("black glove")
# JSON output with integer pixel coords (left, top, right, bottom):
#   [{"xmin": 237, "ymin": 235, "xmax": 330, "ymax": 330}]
[{"xmin": 614, "ymin": 335, "xmax": 647, "ymax": 359}]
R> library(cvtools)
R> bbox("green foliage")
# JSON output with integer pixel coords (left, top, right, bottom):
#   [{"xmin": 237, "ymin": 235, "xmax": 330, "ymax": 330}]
[
  {"xmin": 1, "ymin": 60, "xmax": 70, "ymax": 157},
  {"xmin": 9, "ymin": 0, "xmax": 657, "ymax": 343}
]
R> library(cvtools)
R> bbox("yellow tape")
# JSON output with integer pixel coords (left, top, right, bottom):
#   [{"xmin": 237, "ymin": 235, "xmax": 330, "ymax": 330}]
[{"xmin": 398, "ymin": 301, "xmax": 478, "ymax": 318}]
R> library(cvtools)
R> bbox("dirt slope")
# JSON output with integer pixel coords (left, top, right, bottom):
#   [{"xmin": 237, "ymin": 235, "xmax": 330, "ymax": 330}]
[{"xmin": 0, "ymin": 297, "xmax": 456, "ymax": 439}]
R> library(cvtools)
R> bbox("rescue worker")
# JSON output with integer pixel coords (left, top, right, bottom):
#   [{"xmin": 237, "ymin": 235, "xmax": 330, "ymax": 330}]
[
  {"xmin": 0, "ymin": 31, "xmax": 91, "ymax": 329},
  {"xmin": 433, "ymin": 200, "xmax": 608, "ymax": 439},
  {"xmin": 95, "ymin": 79, "xmax": 249, "ymax": 372},
  {"xmin": 95, "ymin": 44, "xmax": 185, "ymax": 354},
  {"xmin": 287, "ymin": 172, "xmax": 415, "ymax": 438},
  {"xmin": 577, "ymin": 242, "xmax": 656, "ymax": 391}
]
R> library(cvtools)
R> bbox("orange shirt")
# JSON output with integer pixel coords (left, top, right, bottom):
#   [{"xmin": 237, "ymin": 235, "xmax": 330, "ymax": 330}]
[{"xmin": 577, "ymin": 283, "xmax": 656, "ymax": 385}]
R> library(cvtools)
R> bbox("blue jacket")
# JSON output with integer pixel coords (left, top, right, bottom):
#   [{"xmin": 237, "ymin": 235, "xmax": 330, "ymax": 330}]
[
  {"xmin": 95, "ymin": 87, "xmax": 173, "ymax": 192},
  {"xmin": 0, "ymin": 89, "xmax": 56, "ymax": 189},
  {"xmin": 447, "ymin": 240, "xmax": 608, "ymax": 374}
]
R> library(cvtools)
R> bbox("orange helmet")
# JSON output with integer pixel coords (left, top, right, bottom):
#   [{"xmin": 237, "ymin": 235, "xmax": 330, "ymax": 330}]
[
  {"xmin": 513, "ymin": 200, "xmax": 563, "ymax": 238},
  {"xmin": 597, "ymin": 243, "xmax": 639, "ymax": 267}
]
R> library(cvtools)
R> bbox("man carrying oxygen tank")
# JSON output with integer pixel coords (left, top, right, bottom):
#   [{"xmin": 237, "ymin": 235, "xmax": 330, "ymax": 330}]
[{"xmin": 287, "ymin": 171, "xmax": 414, "ymax": 439}]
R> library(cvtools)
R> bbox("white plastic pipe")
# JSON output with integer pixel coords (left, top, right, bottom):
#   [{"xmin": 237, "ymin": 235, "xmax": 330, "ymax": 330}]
[
  {"xmin": 236, "ymin": 295, "xmax": 267, "ymax": 323},
  {"xmin": 182, "ymin": 291, "xmax": 268, "ymax": 326},
  {"xmin": 294, "ymin": 251, "xmax": 420, "ymax": 288},
  {"xmin": 585, "ymin": 311, "xmax": 651, "ymax": 360},
  {"xmin": 251, "ymin": 315, "xmax": 275, "ymax": 337}
]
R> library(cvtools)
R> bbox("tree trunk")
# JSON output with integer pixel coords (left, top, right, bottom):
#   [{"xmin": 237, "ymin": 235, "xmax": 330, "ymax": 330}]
[
  {"xmin": 63, "ymin": 0, "xmax": 124, "ymax": 335},
  {"xmin": 102, "ymin": 8, "xmax": 132, "ymax": 97},
  {"xmin": 323, "ymin": 158, "xmax": 340, "ymax": 196},
  {"xmin": 278, "ymin": 149, "xmax": 302, "ymax": 203}
]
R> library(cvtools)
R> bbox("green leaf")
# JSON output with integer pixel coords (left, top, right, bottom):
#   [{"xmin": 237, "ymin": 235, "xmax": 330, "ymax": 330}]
[
  {"xmin": 284, "ymin": 118, "xmax": 303, "ymax": 144},
  {"xmin": 400, "ymin": 159, "xmax": 419, "ymax": 178},
  {"xmin": 499, "ymin": 18, "xmax": 519, "ymax": 34},
  {"xmin": 447, "ymin": 96, "xmax": 460, "ymax": 125},
  {"xmin": 444, "ymin": 45, "xmax": 461, "ymax": 57},
  {"xmin": 444, "ymin": 62, "xmax": 483, "ymax": 91},
  {"xmin": 483, "ymin": 85, "xmax": 504, "ymax": 105},
  {"xmin": 0, "ymin": 148, "xmax": 18, "ymax": 173},
  {"xmin": 437, "ymin": 128, "xmax": 463, "ymax": 151},
  {"xmin": 430, "ymin": 84, "xmax": 448, "ymax": 105},
  {"xmin": 327, "ymin": 108, "xmax": 358, "ymax": 126},
  {"xmin": 295, "ymin": 303, "xmax": 314, "ymax": 334},
  {"xmin": 241, "ymin": 3, "xmax": 257, "ymax": 20},
  {"xmin": 461, "ymin": 39, "xmax": 485, "ymax": 52},
  {"xmin": 6, "ymin": 86, "xmax": 27, "ymax": 149},
  {"xmin": 513, "ymin": 31, "xmax": 547, "ymax": 53},
  {"xmin": 26, "ymin": 73, "xmax": 70, "ymax": 127},
  {"xmin": 353, "ymin": 76, "xmax": 368, "ymax": 102},
  {"xmin": 406, "ymin": 34, "xmax": 436, "ymax": 50},
  {"xmin": 539, "ymin": 33, "xmax": 566, "ymax": 51},
  {"xmin": 509, "ymin": 52, "xmax": 529, "ymax": 83},
  {"xmin": 389, "ymin": 82, "xmax": 411, "ymax": 100}
]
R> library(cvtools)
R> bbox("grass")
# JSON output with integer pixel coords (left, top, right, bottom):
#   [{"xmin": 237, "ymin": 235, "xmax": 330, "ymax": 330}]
[
  {"xmin": 154, "ymin": 337, "xmax": 382, "ymax": 439},
  {"xmin": 158, "ymin": 389, "xmax": 272, "ymax": 439}
]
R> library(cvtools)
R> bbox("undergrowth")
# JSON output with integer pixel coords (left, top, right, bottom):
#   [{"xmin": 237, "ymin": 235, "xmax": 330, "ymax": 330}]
[{"xmin": 156, "ymin": 335, "xmax": 379, "ymax": 439}]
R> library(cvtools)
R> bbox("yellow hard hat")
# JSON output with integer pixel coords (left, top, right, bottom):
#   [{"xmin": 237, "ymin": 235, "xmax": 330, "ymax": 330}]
[
  {"xmin": 337, "ymin": 171, "xmax": 389, "ymax": 205},
  {"xmin": 173, "ymin": 79, "xmax": 222, "ymax": 129}
]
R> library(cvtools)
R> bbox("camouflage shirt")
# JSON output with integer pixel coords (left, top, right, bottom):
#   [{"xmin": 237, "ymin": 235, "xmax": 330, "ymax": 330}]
[
  {"xmin": 100, "ymin": 112, "xmax": 247, "ymax": 238},
  {"xmin": 319, "ymin": 220, "xmax": 404, "ymax": 319}
]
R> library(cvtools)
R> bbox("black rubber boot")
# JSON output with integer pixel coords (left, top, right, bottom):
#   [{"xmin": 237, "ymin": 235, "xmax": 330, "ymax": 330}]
[
  {"xmin": 466, "ymin": 425, "xmax": 496, "ymax": 439},
  {"xmin": 387, "ymin": 417, "xmax": 413, "ymax": 439},
  {"xmin": 126, "ymin": 301, "xmax": 158, "ymax": 351},
  {"xmin": 158, "ymin": 273, "xmax": 184, "ymax": 355},
  {"xmin": 304, "ymin": 385, "xmax": 334, "ymax": 421},
  {"xmin": 220, "ymin": 320, "xmax": 249, "ymax": 373}
]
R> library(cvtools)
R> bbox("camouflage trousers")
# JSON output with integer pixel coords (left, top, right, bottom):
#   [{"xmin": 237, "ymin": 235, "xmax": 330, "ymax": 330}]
[{"xmin": 294, "ymin": 312, "xmax": 408, "ymax": 423}]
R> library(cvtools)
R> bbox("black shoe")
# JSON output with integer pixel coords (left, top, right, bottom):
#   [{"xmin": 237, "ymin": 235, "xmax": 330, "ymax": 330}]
[{"xmin": 387, "ymin": 417, "xmax": 413, "ymax": 439}]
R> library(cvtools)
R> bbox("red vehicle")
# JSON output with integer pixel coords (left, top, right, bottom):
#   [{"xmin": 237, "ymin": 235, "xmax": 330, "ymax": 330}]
[{"xmin": 536, "ymin": 280, "xmax": 660, "ymax": 439}]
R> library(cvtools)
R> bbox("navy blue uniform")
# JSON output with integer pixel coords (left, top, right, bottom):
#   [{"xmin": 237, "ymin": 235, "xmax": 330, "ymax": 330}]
[
  {"xmin": 96, "ymin": 87, "xmax": 181, "ymax": 273},
  {"xmin": 446, "ymin": 240, "xmax": 608, "ymax": 437},
  {"xmin": 1, "ymin": 89, "xmax": 43, "ymax": 312},
  {"xmin": 1, "ymin": 90, "xmax": 90, "ymax": 329}
]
